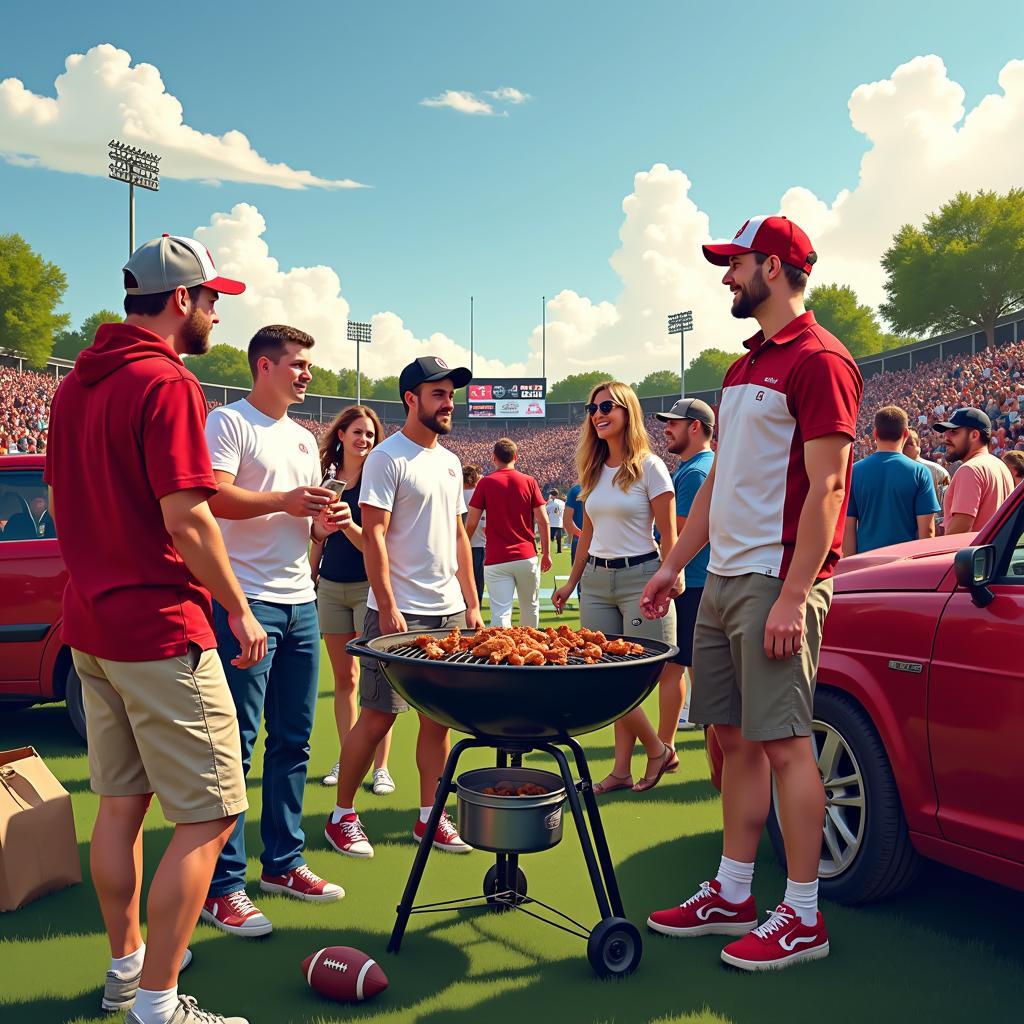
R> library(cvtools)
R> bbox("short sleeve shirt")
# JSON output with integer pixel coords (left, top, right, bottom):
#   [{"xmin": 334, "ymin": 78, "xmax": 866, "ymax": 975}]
[
  {"xmin": 848, "ymin": 451, "xmax": 939, "ymax": 552},
  {"xmin": 673, "ymin": 450, "xmax": 714, "ymax": 587},
  {"xmin": 943, "ymin": 450, "xmax": 1015, "ymax": 530},
  {"xmin": 709, "ymin": 311, "xmax": 863, "ymax": 581},
  {"xmin": 360, "ymin": 432, "xmax": 467, "ymax": 615},
  {"xmin": 586, "ymin": 454, "xmax": 674, "ymax": 558},
  {"xmin": 566, "ymin": 484, "xmax": 585, "ymax": 529},
  {"xmin": 470, "ymin": 468, "xmax": 545, "ymax": 565}
]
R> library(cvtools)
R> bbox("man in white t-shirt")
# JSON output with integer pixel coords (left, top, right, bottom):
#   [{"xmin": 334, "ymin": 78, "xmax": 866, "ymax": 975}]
[
  {"xmin": 201, "ymin": 325, "xmax": 345, "ymax": 939},
  {"xmin": 325, "ymin": 356, "xmax": 483, "ymax": 859},
  {"xmin": 546, "ymin": 490, "xmax": 566, "ymax": 553}
]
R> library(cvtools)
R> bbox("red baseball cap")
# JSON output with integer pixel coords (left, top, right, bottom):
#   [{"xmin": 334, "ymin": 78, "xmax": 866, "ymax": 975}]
[{"xmin": 702, "ymin": 215, "xmax": 817, "ymax": 275}]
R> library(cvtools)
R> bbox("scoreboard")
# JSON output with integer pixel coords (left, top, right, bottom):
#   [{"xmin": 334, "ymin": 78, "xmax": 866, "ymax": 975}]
[{"xmin": 467, "ymin": 378, "xmax": 547, "ymax": 418}]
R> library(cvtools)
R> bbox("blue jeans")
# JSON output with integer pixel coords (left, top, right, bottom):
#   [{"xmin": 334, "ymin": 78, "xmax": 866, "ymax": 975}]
[{"xmin": 209, "ymin": 599, "xmax": 320, "ymax": 895}]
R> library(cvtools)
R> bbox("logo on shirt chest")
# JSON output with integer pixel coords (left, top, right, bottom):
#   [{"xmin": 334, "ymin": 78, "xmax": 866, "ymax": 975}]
[
  {"xmin": 763, "ymin": 377, "xmax": 779, "ymax": 385},
  {"xmin": 448, "ymin": 467, "xmax": 457, "ymax": 477},
  {"xmin": 299, "ymin": 443, "xmax": 309, "ymax": 453}
]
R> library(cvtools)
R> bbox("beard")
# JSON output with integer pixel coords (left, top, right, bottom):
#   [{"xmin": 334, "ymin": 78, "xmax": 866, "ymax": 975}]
[
  {"xmin": 666, "ymin": 434, "xmax": 689, "ymax": 456},
  {"xmin": 180, "ymin": 306, "xmax": 212, "ymax": 355},
  {"xmin": 418, "ymin": 406, "xmax": 453, "ymax": 436},
  {"xmin": 730, "ymin": 269, "xmax": 771, "ymax": 320}
]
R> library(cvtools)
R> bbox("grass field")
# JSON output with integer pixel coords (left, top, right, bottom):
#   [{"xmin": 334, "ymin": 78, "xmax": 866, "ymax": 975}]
[{"xmin": 1, "ymin": 549, "xmax": 1019, "ymax": 1024}]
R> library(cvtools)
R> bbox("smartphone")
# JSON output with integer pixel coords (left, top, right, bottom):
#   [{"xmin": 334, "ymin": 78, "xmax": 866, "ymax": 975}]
[{"xmin": 321, "ymin": 475, "xmax": 348, "ymax": 500}]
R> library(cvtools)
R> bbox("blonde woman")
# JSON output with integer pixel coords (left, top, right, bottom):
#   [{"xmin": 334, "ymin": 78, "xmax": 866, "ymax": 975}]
[
  {"xmin": 311, "ymin": 405, "xmax": 395, "ymax": 797},
  {"xmin": 553, "ymin": 381, "xmax": 679, "ymax": 793}
]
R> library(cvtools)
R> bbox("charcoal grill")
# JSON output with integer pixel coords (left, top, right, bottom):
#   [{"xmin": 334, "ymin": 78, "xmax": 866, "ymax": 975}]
[{"xmin": 347, "ymin": 629, "xmax": 677, "ymax": 978}]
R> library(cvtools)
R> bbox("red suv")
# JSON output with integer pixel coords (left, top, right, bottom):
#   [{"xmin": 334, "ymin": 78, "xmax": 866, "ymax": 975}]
[
  {"xmin": 0, "ymin": 454, "xmax": 85, "ymax": 739},
  {"xmin": 708, "ymin": 480, "xmax": 1024, "ymax": 902}
]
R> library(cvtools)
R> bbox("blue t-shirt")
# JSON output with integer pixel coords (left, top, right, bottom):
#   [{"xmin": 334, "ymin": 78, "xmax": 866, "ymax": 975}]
[
  {"xmin": 565, "ymin": 483, "xmax": 585, "ymax": 556},
  {"xmin": 673, "ymin": 450, "xmax": 714, "ymax": 588},
  {"xmin": 848, "ymin": 451, "xmax": 939, "ymax": 553}
]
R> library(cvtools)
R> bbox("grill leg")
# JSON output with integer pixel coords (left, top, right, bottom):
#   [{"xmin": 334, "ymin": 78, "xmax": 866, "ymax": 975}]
[
  {"xmin": 565, "ymin": 736, "xmax": 625, "ymax": 918},
  {"xmin": 388, "ymin": 737, "xmax": 475, "ymax": 954},
  {"xmin": 544, "ymin": 744, "xmax": 613, "ymax": 921}
]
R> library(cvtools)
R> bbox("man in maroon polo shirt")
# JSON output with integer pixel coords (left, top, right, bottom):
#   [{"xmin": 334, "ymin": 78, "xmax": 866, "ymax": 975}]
[
  {"xmin": 642, "ymin": 216, "xmax": 862, "ymax": 971},
  {"xmin": 45, "ymin": 235, "xmax": 265, "ymax": 1024},
  {"xmin": 464, "ymin": 437, "xmax": 552, "ymax": 626}
]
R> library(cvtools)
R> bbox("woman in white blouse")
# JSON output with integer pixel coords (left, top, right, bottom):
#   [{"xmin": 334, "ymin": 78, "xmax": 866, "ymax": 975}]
[{"xmin": 553, "ymin": 381, "xmax": 679, "ymax": 794}]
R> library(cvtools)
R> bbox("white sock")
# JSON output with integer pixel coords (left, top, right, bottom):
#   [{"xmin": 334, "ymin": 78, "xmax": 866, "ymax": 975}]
[
  {"xmin": 784, "ymin": 877, "xmax": 819, "ymax": 926},
  {"xmin": 109, "ymin": 943, "xmax": 145, "ymax": 979},
  {"xmin": 331, "ymin": 805, "xmax": 355, "ymax": 824},
  {"xmin": 419, "ymin": 806, "xmax": 433, "ymax": 823},
  {"xmin": 132, "ymin": 986, "xmax": 179, "ymax": 1024},
  {"xmin": 715, "ymin": 856, "xmax": 755, "ymax": 904}
]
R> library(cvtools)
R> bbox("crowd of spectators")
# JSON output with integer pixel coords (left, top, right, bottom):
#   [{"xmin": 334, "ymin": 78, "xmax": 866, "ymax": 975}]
[{"xmin": 5, "ymin": 338, "xmax": 1024, "ymax": 492}]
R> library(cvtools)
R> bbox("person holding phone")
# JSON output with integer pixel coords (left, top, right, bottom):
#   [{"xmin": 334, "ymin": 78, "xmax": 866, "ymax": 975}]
[
  {"xmin": 310, "ymin": 405, "xmax": 395, "ymax": 797},
  {"xmin": 552, "ymin": 380, "xmax": 678, "ymax": 794}
]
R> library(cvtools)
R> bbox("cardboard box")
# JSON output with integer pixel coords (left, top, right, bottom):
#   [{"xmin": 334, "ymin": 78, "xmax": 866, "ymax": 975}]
[{"xmin": 0, "ymin": 746, "xmax": 81, "ymax": 911}]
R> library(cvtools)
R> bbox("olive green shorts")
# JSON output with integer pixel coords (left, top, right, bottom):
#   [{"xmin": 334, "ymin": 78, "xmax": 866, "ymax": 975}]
[
  {"xmin": 317, "ymin": 577, "xmax": 370, "ymax": 635},
  {"xmin": 690, "ymin": 572, "xmax": 833, "ymax": 741}
]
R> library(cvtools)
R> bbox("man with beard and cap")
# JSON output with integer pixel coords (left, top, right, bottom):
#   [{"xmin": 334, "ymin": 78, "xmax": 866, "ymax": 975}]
[
  {"xmin": 45, "ymin": 235, "xmax": 264, "ymax": 1024},
  {"xmin": 325, "ymin": 357, "xmax": 483, "ymax": 859},
  {"xmin": 933, "ymin": 408, "xmax": 1014, "ymax": 535},
  {"xmin": 642, "ymin": 216, "xmax": 862, "ymax": 972},
  {"xmin": 655, "ymin": 398, "xmax": 716, "ymax": 731}
]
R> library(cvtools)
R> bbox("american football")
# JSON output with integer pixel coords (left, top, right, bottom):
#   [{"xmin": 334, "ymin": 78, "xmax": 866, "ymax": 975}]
[{"xmin": 301, "ymin": 946, "xmax": 389, "ymax": 1003}]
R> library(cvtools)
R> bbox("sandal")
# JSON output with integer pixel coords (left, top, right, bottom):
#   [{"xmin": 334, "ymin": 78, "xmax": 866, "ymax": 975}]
[
  {"xmin": 665, "ymin": 746, "xmax": 680, "ymax": 773},
  {"xmin": 593, "ymin": 772, "xmax": 634, "ymax": 795},
  {"xmin": 632, "ymin": 745, "xmax": 678, "ymax": 793}
]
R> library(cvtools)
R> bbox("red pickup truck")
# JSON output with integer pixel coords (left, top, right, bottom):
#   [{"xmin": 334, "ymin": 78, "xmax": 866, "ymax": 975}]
[
  {"xmin": 0, "ymin": 454, "xmax": 85, "ymax": 738},
  {"xmin": 707, "ymin": 479, "xmax": 1024, "ymax": 903}
]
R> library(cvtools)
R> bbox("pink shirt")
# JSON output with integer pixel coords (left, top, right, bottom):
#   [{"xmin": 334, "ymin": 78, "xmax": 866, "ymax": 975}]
[{"xmin": 943, "ymin": 450, "xmax": 1015, "ymax": 529}]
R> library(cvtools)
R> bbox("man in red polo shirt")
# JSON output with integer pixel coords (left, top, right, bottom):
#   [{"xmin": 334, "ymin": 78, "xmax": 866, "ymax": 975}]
[
  {"xmin": 641, "ymin": 216, "xmax": 862, "ymax": 971},
  {"xmin": 464, "ymin": 437, "xmax": 552, "ymax": 626},
  {"xmin": 45, "ymin": 235, "xmax": 265, "ymax": 1024}
]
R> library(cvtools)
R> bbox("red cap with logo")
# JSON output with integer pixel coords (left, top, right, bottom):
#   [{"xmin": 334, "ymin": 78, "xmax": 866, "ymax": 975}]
[{"xmin": 702, "ymin": 215, "xmax": 817, "ymax": 275}]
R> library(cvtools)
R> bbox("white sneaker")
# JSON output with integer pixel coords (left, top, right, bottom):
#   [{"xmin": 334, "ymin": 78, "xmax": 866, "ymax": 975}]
[
  {"xmin": 322, "ymin": 761, "xmax": 340, "ymax": 786},
  {"xmin": 372, "ymin": 768, "xmax": 396, "ymax": 795}
]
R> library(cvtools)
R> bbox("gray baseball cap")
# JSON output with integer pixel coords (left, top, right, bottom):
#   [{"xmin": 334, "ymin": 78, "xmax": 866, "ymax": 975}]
[
  {"xmin": 123, "ymin": 234, "xmax": 245, "ymax": 296},
  {"xmin": 932, "ymin": 407, "xmax": 992, "ymax": 435},
  {"xmin": 655, "ymin": 397, "xmax": 715, "ymax": 428}
]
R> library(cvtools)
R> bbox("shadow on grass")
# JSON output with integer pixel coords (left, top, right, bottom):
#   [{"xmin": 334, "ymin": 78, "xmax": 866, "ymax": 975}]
[{"xmin": 0, "ymin": 702, "xmax": 85, "ymax": 757}]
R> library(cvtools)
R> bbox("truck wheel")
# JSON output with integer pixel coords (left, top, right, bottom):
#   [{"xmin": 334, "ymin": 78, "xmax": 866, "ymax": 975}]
[
  {"xmin": 65, "ymin": 664, "xmax": 88, "ymax": 743},
  {"xmin": 766, "ymin": 688, "xmax": 919, "ymax": 904}
]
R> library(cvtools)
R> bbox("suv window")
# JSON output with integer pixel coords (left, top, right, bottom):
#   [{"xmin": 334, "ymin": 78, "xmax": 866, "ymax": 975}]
[{"xmin": 0, "ymin": 470, "xmax": 57, "ymax": 541}]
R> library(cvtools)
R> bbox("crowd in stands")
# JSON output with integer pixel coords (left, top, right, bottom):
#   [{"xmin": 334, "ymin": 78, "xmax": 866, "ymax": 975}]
[{"xmin": 5, "ymin": 338, "xmax": 1024, "ymax": 491}]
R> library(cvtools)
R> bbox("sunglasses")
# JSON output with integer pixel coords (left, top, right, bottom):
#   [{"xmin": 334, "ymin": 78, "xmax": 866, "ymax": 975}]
[{"xmin": 585, "ymin": 400, "xmax": 622, "ymax": 416}]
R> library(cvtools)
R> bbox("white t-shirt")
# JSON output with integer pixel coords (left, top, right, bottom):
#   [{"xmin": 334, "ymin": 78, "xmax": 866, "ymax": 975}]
[
  {"xmin": 585, "ymin": 454, "xmax": 673, "ymax": 558},
  {"xmin": 546, "ymin": 498, "xmax": 565, "ymax": 526},
  {"xmin": 361, "ymin": 431, "xmax": 467, "ymax": 615},
  {"xmin": 464, "ymin": 487, "xmax": 486, "ymax": 549},
  {"xmin": 205, "ymin": 399, "xmax": 320, "ymax": 604}
]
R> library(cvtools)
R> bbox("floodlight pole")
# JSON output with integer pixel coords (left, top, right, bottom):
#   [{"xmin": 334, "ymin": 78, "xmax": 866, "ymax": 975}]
[
  {"xmin": 668, "ymin": 311, "xmax": 694, "ymax": 397},
  {"xmin": 542, "ymin": 295, "xmax": 546, "ymax": 382},
  {"xmin": 347, "ymin": 320, "xmax": 372, "ymax": 404},
  {"xmin": 108, "ymin": 140, "xmax": 161, "ymax": 256},
  {"xmin": 470, "ymin": 296, "xmax": 474, "ymax": 374}
]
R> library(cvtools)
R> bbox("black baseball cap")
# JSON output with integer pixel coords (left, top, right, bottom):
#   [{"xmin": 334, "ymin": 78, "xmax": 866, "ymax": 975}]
[
  {"xmin": 654, "ymin": 397, "xmax": 715, "ymax": 428},
  {"xmin": 932, "ymin": 408, "xmax": 992, "ymax": 435},
  {"xmin": 398, "ymin": 356, "xmax": 472, "ymax": 403}
]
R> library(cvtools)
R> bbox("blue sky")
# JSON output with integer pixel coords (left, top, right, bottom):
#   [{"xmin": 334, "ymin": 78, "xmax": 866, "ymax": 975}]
[{"xmin": 3, "ymin": 1, "xmax": 1024, "ymax": 379}]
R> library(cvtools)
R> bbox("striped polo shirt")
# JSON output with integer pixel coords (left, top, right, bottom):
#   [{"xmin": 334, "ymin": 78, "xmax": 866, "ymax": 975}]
[{"xmin": 709, "ymin": 310, "xmax": 863, "ymax": 582}]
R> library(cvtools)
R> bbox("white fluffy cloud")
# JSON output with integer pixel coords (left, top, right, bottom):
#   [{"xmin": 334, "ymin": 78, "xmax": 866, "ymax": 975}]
[
  {"xmin": 0, "ymin": 44, "xmax": 363, "ymax": 189},
  {"xmin": 420, "ymin": 86, "xmax": 530, "ymax": 116},
  {"xmin": 195, "ymin": 55, "xmax": 1024, "ymax": 387},
  {"xmin": 486, "ymin": 87, "xmax": 531, "ymax": 104}
]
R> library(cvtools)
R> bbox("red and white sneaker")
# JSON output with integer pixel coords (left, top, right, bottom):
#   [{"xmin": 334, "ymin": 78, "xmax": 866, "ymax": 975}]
[
  {"xmin": 325, "ymin": 813, "xmax": 374, "ymax": 858},
  {"xmin": 720, "ymin": 903, "xmax": 829, "ymax": 971},
  {"xmin": 259, "ymin": 864, "xmax": 344, "ymax": 902},
  {"xmin": 413, "ymin": 811, "xmax": 472, "ymax": 853},
  {"xmin": 647, "ymin": 879, "xmax": 758, "ymax": 937},
  {"xmin": 200, "ymin": 889, "xmax": 273, "ymax": 937}
]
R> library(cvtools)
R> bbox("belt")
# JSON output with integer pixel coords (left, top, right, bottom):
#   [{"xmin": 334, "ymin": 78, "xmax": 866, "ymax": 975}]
[{"xmin": 587, "ymin": 551, "xmax": 658, "ymax": 570}]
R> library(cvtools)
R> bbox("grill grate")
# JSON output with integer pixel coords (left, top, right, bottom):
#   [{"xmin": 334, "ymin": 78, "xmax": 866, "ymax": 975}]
[{"xmin": 386, "ymin": 643, "xmax": 653, "ymax": 667}]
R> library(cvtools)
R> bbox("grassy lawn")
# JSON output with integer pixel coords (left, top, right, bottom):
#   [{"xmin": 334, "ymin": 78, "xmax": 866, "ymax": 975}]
[{"xmin": 1, "ymin": 549, "xmax": 1020, "ymax": 1023}]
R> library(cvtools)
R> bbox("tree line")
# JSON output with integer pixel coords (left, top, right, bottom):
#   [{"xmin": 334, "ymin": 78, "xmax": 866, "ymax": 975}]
[{"xmin": 3, "ymin": 188, "xmax": 1023, "ymax": 400}]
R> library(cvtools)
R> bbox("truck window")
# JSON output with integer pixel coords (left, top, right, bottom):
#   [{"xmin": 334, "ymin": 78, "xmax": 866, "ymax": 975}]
[{"xmin": 0, "ymin": 470, "xmax": 57, "ymax": 541}]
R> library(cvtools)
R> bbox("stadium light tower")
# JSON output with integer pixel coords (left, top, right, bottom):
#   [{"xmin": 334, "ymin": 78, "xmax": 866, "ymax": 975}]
[
  {"xmin": 668, "ymin": 310, "xmax": 694, "ymax": 397},
  {"xmin": 347, "ymin": 319, "xmax": 372, "ymax": 403},
  {"xmin": 108, "ymin": 140, "xmax": 160, "ymax": 256}
]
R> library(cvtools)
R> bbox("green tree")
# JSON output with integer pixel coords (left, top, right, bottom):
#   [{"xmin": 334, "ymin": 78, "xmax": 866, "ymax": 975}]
[
  {"xmin": 881, "ymin": 188, "xmax": 1024, "ymax": 348},
  {"xmin": 806, "ymin": 284, "xmax": 886, "ymax": 358},
  {"xmin": 684, "ymin": 348, "xmax": 736, "ymax": 392},
  {"xmin": 547, "ymin": 370, "xmax": 615, "ymax": 404},
  {"xmin": 0, "ymin": 233, "xmax": 70, "ymax": 367},
  {"xmin": 633, "ymin": 369, "xmax": 681, "ymax": 397},
  {"xmin": 52, "ymin": 309, "xmax": 123, "ymax": 360},
  {"xmin": 182, "ymin": 344, "xmax": 252, "ymax": 387},
  {"xmin": 371, "ymin": 375, "xmax": 400, "ymax": 401}
]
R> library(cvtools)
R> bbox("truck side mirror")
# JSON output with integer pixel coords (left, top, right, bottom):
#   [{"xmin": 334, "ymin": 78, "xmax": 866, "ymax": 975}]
[{"xmin": 954, "ymin": 545, "xmax": 997, "ymax": 608}]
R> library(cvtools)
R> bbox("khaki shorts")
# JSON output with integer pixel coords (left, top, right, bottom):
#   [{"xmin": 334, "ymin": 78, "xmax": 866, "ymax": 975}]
[
  {"xmin": 72, "ymin": 644, "xmax": 248, "ymax": 823},
  {"xmin": 317, "ymin": 577, "xmax": 370, "ymax": 635},
  {"xmin": 690, "ymin": 573, "xmax": 833, "ymax": 741}
]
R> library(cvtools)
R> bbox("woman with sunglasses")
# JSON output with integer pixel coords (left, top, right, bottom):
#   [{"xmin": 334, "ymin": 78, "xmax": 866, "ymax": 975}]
[{"xmin": 553, "ymin": 381, "xmax": 679, "ymax": 793}]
